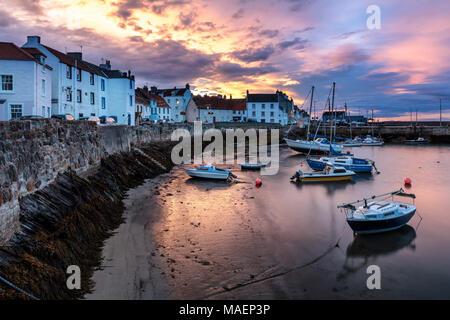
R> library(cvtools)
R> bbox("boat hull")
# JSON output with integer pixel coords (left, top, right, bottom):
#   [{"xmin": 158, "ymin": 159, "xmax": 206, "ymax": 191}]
[
  {"xmin": 285, "ymin": 139, "xmax": 343, "ymax": 154},
  {"xmin": 361, "ymin": 142, "xmax": 384, "ymax": 146},
  {"xmin": 347, "ymin": 209, "xmax": 416, "ymax": 234},
  {"xmin": 307, "ymin": 159, "xmax": 372, "ymax": 173},
  {"xmin": 185, "ymin": 170, "xmax": 230, "ymax": 180},
  {"xmin": 299, "ymin": 174, "xmax": 355, "ymax": 182},
  {"xmin": 342, "ymin": 143, "xmax": 361, "ymax": 147},
  {"xmin": 240, "ymin": 163, "xmax": 266, "ymax": 170}
]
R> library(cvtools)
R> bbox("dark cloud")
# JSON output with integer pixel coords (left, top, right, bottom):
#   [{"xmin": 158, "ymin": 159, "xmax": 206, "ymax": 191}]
[
  {"xmin": 178, "ymin": 11, "xmax": 197, "ymax": 27},
  {"xmin": 232, "ymin": 8, "xmax": 245, "ymax": 19},
  {"xmin": 214, "ymin": 61, "xmax": 278, "ymax": 81},
  {"xmin": 259, "ymin": 29, "xmax": 279, "ymax": 38},
  {"xmin": 0, "ymin": 10, "xmax": 17, "ymax": 27},
  {"xmin": 15, "ymin": 0, "xmax": 44, "ymax": 15},
  {"xmin": 278, "ymin": 37, "xmax": 309, "ymax": 50},
  {"xmin": 113, "ymin": 0, "xmax": 190, "ymax": 20},
  {"xmin": 335, "ymin": 29, "xmax": 366, "ymax": 40},
  {"xmin": 230, "ymin": 45, "xmax": 275, "ymax": 63}
]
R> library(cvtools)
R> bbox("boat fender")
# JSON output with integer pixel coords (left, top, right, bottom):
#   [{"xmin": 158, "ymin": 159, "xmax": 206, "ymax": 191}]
[
  {"xmin": 255, "ymin": 178, "xmax": 262, "ymax": 186},
  {"xmin": 404, "ymin": 177, "xmax": 412, "ymax": 185}
]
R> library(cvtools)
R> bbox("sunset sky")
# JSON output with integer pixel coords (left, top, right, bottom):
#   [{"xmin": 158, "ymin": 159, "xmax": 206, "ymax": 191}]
[{"xmin": 1, "ymin": 0, "xmax": 449, "ymax": 120}]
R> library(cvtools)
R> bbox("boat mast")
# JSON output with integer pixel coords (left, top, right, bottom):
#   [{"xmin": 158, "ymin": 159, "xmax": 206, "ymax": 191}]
[
  {"xmin": 331, "ymin": 82, "xmax": 336, "ymax": 142},
  {"xmin": 371, "ymin": 108, "xmax": 374, "ymax": 137},
  {"xmin": 307, "ymin": 86, "xmax": 314, "ymax": 141}
]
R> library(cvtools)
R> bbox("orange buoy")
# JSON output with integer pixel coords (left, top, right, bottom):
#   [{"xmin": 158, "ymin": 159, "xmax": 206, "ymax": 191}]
[
  {"xmin": 404, "ymin": 177, "xmax": 412, "ymax": 185},
  {"xmin": 255, "ymin": 178, "xmax": 262, "ymax": 187}
]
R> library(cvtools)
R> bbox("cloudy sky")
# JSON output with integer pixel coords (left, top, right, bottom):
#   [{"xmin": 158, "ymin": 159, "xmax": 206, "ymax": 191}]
[{"xmin": 1, "ymin": 0, "xmax": 449, "ymax": 120}]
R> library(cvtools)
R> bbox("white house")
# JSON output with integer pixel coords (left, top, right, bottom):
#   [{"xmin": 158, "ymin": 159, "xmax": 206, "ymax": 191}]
[
  {"xmin": 22, "ymin": 36, "xmax": 135, "ymax": 125},
  {"xmin": 0, "ymin": 42, "xmax": 52, "ymax": 120},
  {"xmin": 246, "ymin": 90, "xmax": 294, "ymax": 125},
  {"xmin": 152, "ymin": 84, "xmax": 193, "ymax": 123},
  {"xmin": 193, "ymin": 95, "xmax": 245, "ymax": 123},
  {"xmin": 135, "ymin": 86, "xmax": 171, "ymax": 122}
]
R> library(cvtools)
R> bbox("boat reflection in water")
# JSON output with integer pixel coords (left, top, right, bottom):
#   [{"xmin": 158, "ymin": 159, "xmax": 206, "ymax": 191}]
[{"xmin": 337, "ymin": 225, "xmax": 417, "ymax": 281}]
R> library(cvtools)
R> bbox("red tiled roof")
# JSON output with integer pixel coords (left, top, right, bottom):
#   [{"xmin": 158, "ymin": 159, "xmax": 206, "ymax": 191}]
[
  {"xmin": 22, "ymin": 47, "xmax": 47, "ymax": 58},
  {"xmin": 136, "ymin": 88, "xmax": 170, "ymax": 108},
  {"xmin": 135, "ymin": 95, "xmax": 148, "ymax": 105},
  {"xmin": 193, "ymin": 95, "xmax": 246, "ymax": 110},
  {"xmin": 0, "ymin": 42, "xmax": 36, "ymax": 61}
]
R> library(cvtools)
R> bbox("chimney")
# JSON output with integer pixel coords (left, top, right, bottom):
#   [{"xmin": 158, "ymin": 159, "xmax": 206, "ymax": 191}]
[
  {"xmin": 27, "ymin": 36, "xmax": 41, "ymax": 45},
  {"xmin": 218, "ymin": 94, "xmax": 222, "ymax": 99},
  {"xmin": 100, "ymin": 60, "xmax": 111, "ymax": 70},
  {"xmin": 68, "ymin": 52, "xmax": 82, "ymax": 60},
  {"xmin": 246, "ymin": 90, "xmax": 249, "ymax": 95},
  {"xmin": 128, "ymin": 70, "xmax": 131, "ymax": 77},
  {"xmin": 150, "ymin": 86, "xmax": 157, "ymax": 94},
  {"xmin": 230, "ymin": 94, "xmax": 232, "ymax": 100},
  {"xmin": 185, "ymin": 83, "xmax": 190, "ymax": 90},
  {"xmin": 143, "ymin": 85, "xmax": 149, "ymax": 93}
]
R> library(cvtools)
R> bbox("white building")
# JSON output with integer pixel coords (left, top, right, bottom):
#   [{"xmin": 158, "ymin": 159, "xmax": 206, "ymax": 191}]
[
  {"xmin": 135, "ymin": 86, "xmax": 171, "ymax": 122},
  {"xmin": 193, "ymin": 95, "xmax": 245, "ymax": 123},
  {"xmin": 0, "ymin": 42, "xmax": 52, "ymax": 120},
  {"xmin": 22, "ymin": 36, "xmax": 135, "ymax": 125},
  {"xmin": 152, "ymin": 84, "xmax": 192, "ymax": 123},
  {"xmin": 246, "ymin": 90, "xmax": 294, "ymax": 125}
]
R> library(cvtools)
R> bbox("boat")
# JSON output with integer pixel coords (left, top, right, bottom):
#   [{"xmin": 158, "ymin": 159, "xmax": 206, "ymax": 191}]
[
  {"xmin": 185, "ymin": 164, "xmax": 237, "ymax": 180},
  {"xmin": 290, "ymin": 164, "xmax": 355, "ymax": 182},
  {"xmin": 337, "ymin": 189, "xmax": 416, "ymax": 234},
  {"xmin": 360, "ymin": 136, "xmax": 384, "ymax": 146},
  {"xmin": 342, "ymin": 139, "xmax": 361, "ymax": 147},
  {"xmin": 285, "ymin": 137, "xmax": 344, "ymax": 154},
  {"xmin": 240, "ymin": 162, "xmax": 267, "ymax": 170},
  {"xmin": 306, "ymin": 156, "xmax": 376, "ymax": 173},
  {"xmin": 404, "ymin": 137, "xmax": 429, "ymax": 145}
]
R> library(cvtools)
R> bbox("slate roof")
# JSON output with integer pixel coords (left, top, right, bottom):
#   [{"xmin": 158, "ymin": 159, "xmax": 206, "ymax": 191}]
[
  {"xmin": 247, "ymin": 94, "xmax": 278, "ymax": 103},
  {"xmin": 193, "ymin": 95, "xmax": 246, "ymax": 110}
]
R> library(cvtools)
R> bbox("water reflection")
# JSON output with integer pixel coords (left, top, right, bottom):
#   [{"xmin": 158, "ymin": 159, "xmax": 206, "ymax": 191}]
[
  {"xmin": 184, "ymin": 178, "xmax": 234, "ymax": 191},
  {"xmin": 337, "ymin": 225, "xmax": 417, "ymax": 281}
]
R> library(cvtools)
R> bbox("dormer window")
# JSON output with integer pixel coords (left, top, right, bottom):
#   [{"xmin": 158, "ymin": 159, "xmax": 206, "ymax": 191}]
[
  {"xmin": 90, "ymin": 73, "xmax": 94, "ymax": 85},
  {"xmin": 76, "ymin": 68, "xmax": 81, "ymax": 81}
]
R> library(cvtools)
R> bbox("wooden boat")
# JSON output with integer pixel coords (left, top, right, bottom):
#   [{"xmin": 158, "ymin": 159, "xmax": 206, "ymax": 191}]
[
  {"xmin": 240, "ymin": 162, "xmax": 268, "ymax": 170},
  {"xmin": 290, "ymin": 164, "xmax": 355, "ymax": 182},
  {"xmin": 185, "ymin": 165, "xmax": 237, "ymax": 180},
  {"xmin": 338, "ymin": 189, "xmax": 416, "ymax": 234},
  {"xmin": 404, "ymin": 137, "xmax": 429, "ymax": 145},
  {"xmin": 307, "ymin": 156, "xmax": 376, "ymax": 173}
]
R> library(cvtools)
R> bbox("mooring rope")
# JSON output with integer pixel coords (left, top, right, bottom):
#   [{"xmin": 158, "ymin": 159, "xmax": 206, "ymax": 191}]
[{"xmin": 0, "ymin": 274, "xmax": 39, "ymax": 300}]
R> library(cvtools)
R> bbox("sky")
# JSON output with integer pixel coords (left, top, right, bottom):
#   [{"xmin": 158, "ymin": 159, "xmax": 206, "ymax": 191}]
[{"xmin": 1, "ymin": 0, "xmax": 449, "ymax": 120}]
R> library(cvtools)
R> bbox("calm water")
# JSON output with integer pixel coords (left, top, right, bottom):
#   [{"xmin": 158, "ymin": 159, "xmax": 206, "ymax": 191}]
[
  {"xmin": 90, "ymin": 143, "xmax": 450, "ymax": 299},
  {"xmin": 226, "ymin": 144, "xmax": 450, "ymax": 299}
]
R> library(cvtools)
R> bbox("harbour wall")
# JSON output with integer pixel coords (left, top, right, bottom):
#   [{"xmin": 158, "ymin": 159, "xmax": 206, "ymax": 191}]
[{"xmin": 0, "ymin": 119, "xmax": 204, "ymax": 245}]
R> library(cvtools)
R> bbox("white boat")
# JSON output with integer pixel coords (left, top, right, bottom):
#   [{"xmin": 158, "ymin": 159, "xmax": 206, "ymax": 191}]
[
  {"xmin": 285, "ymin": 137, "xmax": 344, "ymax": 154},
  {"xmin": 185, "ymin": 165, "xmax": 237, "ymax": 180},
  {"xmin": 361, "ymin": 136, "xmax": 384, "ymax": 146},
  {"xmin": 342, "ymin": 139, "xmax": 361, "ymax": 147},
  {"xmin": 338, "ymin": 189, "xmax": 416, "ymax": 234},
  {"xmin": 404, "ymin": 137, "xmax": 429, "ymax": 145},
  {"xmin": 290, "ymin": 164, "xmax": 355, "ymax": 182}
]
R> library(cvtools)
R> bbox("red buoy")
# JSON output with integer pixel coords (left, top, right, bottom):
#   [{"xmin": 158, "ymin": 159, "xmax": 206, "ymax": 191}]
[
  {"xmin": 404, "ymin": 177, "xmax": 412, "ymax": 185},
  {"xmin": 255, "ymin": 178, "xmax": 262, "ymax": 187}
]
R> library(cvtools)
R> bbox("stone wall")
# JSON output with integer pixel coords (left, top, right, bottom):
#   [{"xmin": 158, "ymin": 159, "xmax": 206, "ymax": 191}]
[{"xmin": 0, "ymin": 119, "xmax": 199, "ymax": 244}]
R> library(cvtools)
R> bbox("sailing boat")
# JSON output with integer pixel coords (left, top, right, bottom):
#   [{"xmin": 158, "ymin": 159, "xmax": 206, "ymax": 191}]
[{"xmin": 285, "ymin": 85, "xmax": 343, "ymax": 154}]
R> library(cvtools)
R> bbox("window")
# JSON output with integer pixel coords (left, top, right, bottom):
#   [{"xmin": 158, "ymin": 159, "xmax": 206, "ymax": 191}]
[
  {"xmin": 77, "ymin": 89, "xmax": 82, "ymax": 103},
  {"xmin": 270, "ymin": 112, "xmax": 274, "ymax": 117},
  {"xmin": 66, "ymin": 88, "xmax": 72, "ymax": 102},
  {"xmin": 47, "ymin": 107, "xmax": 50, "ymax": 117},
  {"xmin": 167, "ymin": 99, "xmax": 170, "ymax": 103},
  {"xmin": 270, "ymin": 104, "xmax": 274, "ymax": 109},
  {"xmin": 101, "ymin": 79, "xmax": 105, "ymax": 91},
  {"xmin": 101, "ymin": 97, "xmax": 106, "ymax": 109},
  {"xmin": 42, "ymin": 106, "xmax": 46, "ymax": 117},
  {"xmin": 42, "ymin": 79, "xmax": 45, "ymax": 96},
  {"xmin": 79, "ymin": 113, "xmax": 83, "ymax": 118},
  {"xmin": 10, "ymin": 104, "xmax": 22, "ymax": 119},
  {"xmin": 1, "ymin": 75, "xmax": 13, "ymax": 91},
  {"xmin": 270, "ymin": 118, "xmax": 274, "ymax": 123},
  {"xmin": 129, "ymin": 79, "xmax": 133, "ymax": 89},
  {"xmin": 261, "ymin": 119, "xmax": 265, "ymax": 123},
  {"xmin": 129, "ymin": 95, "xmax": 133, "ymax": 106},
  {"xmin": 90, "ymin": 73, "xmax": 94, "ymax": 85},
  {"xmin": 252, "ymin": 104, "xmax": 256, "ymax": 109},
  {"xmin": 261, "ymin": 111, "xmax": 265, "ymax": 116},
  {"xmin": 90, "ymin": 92, "xmax": 95, "ymax": 105},
  {"xmin": 66, "ymin": 65, "xmax": 72, "ymax": 79},
  {"xmin": 252, "ymin": 111, "xmax": 256, "ymax": 116},
  {"xmin": 76, "ymin": 69, "xmax": 81, "ymax": 81},
  {"xmin": 262, "ymin": 104, "xmax": 265, "ymax": 109}
]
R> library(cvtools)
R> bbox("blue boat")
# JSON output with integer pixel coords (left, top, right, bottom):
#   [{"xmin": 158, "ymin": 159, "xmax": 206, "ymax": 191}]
[
  {"xmin": 338, "ymin": 189, "xmax": 416, "ymax": 234},
  {"xmin": 307, "ymin": 156, "xmax": 375, "ymax": 173}
]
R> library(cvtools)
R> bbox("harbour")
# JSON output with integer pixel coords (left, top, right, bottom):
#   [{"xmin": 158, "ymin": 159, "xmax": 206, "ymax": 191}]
[{"xmin": 87, "ymin": 143, "xmax": 450, "ymax": 299}]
